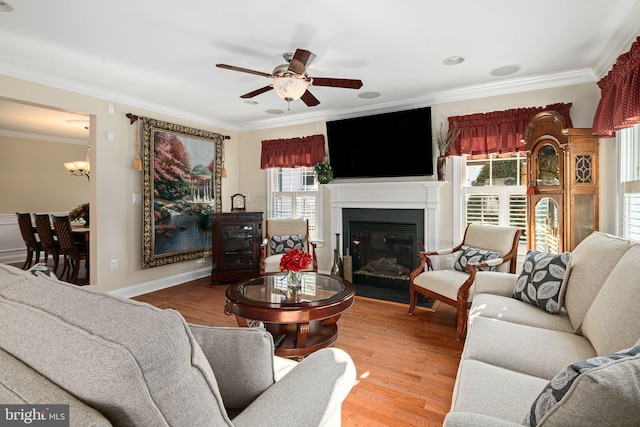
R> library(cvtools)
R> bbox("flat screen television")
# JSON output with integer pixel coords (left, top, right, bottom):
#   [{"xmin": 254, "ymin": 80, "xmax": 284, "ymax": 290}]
[{"xmin": 326, "ymin": 106, "xmax": 432, "ymax": 179}]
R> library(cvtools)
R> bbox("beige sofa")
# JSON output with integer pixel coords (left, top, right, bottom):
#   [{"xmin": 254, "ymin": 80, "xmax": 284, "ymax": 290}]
[
  {"xmin": 0, "ymin": 264, "xmax": 355, "ymax": 426},
  {"xmin": 445, "ymin": 231, "xmax": 640, "ymax": 426}
]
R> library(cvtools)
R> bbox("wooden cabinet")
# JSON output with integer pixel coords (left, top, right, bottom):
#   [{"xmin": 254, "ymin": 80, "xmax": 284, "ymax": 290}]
[
  {"xmin": 210, "ymin": 212, "xmax": 263, "ymax": 284},
  {"xmin": 523, "ymin": 111, "xmax": 599, "ymax": 253}
]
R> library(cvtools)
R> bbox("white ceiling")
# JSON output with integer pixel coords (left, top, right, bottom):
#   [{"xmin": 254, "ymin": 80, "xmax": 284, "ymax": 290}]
[{"xmin": 0, "ymin": 0, "xmax": 639, "ymax": 138}]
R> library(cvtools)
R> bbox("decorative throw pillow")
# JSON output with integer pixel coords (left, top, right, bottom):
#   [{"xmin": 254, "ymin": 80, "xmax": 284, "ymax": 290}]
[
  {"xmin": 524, "ymin": 345, "xmax": 640, "ymax": 426},
  {"xmin": 269, "ymin": 234, "xmax": 305, "ymax": 255},
  {"xmin": 27, "ymin": 263, "xmax": 58, "ymax": 280},
  {"xmin": 453, "ymin": 245, "xmax": 500, "ymax": 273},
  {"xmin": 513, "ymin": 250, "xmax": 571, "ymax": 313}
]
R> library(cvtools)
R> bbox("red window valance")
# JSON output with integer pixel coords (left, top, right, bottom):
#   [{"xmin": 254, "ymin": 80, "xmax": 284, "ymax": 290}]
[
  {"xmin": 592, "ymin": 36, "xmax": 640, "ymax": 137},
  {"xmin": 447, "ymin": 102, "xmax": 573, "ymax": 156},
  {"xmin": 260, "ymin": 134, "xmax": 325, "ymax": 169}
]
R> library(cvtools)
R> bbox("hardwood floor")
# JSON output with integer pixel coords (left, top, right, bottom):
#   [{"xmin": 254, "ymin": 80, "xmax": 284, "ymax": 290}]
[{"xmin": 134, "ymin": 277, "xmax": 465, "ymax": 427}]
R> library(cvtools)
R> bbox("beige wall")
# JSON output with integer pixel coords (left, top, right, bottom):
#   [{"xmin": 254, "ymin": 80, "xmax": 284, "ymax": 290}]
[
  {"xmin": 0, "ymin": 74, "xmax": 240, "ymax": 291},
  {"xmin": 0, "ymin": 73, "xmax": 616, "ymax": 292},
  {"xmin": 0, "ymin": 136, "xmax": 90, "ymax": 212}
]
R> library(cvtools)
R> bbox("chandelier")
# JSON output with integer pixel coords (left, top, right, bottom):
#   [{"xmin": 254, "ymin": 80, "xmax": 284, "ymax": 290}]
[{"xmin": 64, "ymin": 145, "xmax": 90, "ymax": 180}]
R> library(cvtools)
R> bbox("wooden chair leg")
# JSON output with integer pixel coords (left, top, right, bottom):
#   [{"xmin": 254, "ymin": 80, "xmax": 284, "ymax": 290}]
[
  {"xmin": 455, "ymin": 306, "xmax": 468, "ymax": 340},
  {"xmin": 70, "ymin": 256, "xmax": 80, "ymax": 284},
  {"xmin": 408, "ymin": 286, "xmax": 418, "ymax": 315},
  {"xmin": 22, "ymin": 249, "xmax": 32, "ymax": 270}
]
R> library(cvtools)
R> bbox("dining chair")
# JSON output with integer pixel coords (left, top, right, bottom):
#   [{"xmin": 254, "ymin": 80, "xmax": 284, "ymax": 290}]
[
  {"xmin": 408, "ymin": 223, "xmax": 522, "ymax": 340},
  {"xmin": 16, "ymin": 212, "xmax": 43, "ymax": 270},
  {"xmin": 52, "ymin": 215, "xmax": 88, "ymax": 284},
  {"xmin": 34, "ymin": 213, "xmax": 61, "ymax": 274}
]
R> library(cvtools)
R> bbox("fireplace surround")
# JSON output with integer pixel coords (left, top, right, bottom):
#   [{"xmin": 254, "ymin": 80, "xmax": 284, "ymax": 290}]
[{"xmin": 327, "ymin": 180, "xmax": 444, "ymax": 271}]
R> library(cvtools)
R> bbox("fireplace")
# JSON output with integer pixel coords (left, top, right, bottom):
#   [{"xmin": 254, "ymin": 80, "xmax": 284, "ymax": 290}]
[
  {"xmin": 327, "ymin": 180, "xmax": 444, "ymax": 290},
  {"xmin": 342, "ymin": 208, "xmax": 423, "ymax": 290}
]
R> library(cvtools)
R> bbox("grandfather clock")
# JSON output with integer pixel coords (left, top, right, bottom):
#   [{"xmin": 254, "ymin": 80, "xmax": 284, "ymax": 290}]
[{"xmin": 522, "ymin": 111, "xmax": 599, "ymax": 253}]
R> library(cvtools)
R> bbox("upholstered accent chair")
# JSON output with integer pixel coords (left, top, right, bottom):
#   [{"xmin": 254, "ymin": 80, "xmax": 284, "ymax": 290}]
[
  {"xmin": 409, "ymin": 223, "xmax": 522, "ymax": 340},
  {"xmin": 260, "ymin": 218, "xmax": 318, "ymax": 274}
]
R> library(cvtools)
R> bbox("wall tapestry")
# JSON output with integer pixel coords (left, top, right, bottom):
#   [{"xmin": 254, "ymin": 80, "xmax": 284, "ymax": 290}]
[{"xmin": 141, "ymin": 117, "xmax": 225, "ymax": 268}]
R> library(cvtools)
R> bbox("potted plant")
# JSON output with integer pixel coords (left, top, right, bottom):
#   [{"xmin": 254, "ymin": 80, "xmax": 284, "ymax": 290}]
[
  {"xmin": 434, "ymin": 122, "xmax": 461, "ymax": 181},
  {"xmin": 314, "ymin": 158, "xmax": 334, "ymax": 184}
]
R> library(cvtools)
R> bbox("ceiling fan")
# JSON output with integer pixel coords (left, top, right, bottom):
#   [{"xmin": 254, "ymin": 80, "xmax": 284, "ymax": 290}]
[{"xmin": 216, "ymin": 48, "xmax": 363, "ymax": 108}]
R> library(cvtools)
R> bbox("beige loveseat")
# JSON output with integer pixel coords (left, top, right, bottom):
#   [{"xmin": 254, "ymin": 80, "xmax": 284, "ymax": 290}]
[
  {"xmin": 445, "ymin": 231, "xmax": 640, "ymax": 426},
  {"xmin": 0, "ymin": 264, "xmax": 355, "ymax": 426}
]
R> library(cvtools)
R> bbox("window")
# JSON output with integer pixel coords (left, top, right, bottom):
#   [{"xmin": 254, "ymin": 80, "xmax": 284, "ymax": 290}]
[
  {"xmin": 617, "ymin": 124, "xmax": 640, "ymax": 240},
  {"xmin": 267, "ymin": 167, "xmax": 320, "ymax": 241},
  {"xmin": 462, "ymin": 153, "xmax": 527, "ymax": 243}
]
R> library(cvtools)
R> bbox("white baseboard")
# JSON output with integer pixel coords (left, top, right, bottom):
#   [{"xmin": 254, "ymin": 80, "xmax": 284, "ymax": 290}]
[{"xmin": 108, "ymin": 266, "xmax": 212, "ymax": 299}]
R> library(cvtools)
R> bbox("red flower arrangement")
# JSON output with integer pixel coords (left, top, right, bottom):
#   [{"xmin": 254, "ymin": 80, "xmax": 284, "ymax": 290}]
[{"xmin": 279, "ymin": 248, "xmax": 312, "ymax": 272}]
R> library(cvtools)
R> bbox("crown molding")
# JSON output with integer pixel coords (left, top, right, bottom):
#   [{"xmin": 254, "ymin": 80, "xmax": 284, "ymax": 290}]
[
  {"xmin": 0, "ymin": 61, "xmax": 241, "ymax": 132},
  {"xmin": 0, "ymin": 128, "xmax": 87, "ymax": 145},
  {"xmin": 592, "ymin": 1, "xmax": 640, "ymax": 79}
]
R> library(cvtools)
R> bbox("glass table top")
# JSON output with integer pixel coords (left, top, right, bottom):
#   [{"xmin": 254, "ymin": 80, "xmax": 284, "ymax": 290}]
[{"xmin": 227, "ymin": 272, "xmax": 351, "ymax": 306}]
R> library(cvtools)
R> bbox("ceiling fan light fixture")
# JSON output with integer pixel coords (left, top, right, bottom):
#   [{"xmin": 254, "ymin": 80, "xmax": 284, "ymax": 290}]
[{"xmin": 272, "ymin": 75, "xmax": 309, "ymax": 102}]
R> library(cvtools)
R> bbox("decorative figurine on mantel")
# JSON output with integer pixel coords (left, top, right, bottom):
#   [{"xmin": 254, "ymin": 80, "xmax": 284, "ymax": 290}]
[{"xmin": 434, "ymin": 122, "xmax": 461, "ymax": 181}]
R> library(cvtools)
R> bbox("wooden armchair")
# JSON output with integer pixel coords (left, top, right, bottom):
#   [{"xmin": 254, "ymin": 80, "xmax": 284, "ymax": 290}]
[
  {"xmin": 409, "ymin": 223, "xmax": 522, "ymax": 340},
  {"xmin": 260, "ymin": 218, "xmax": 318, "ymax": 274}
]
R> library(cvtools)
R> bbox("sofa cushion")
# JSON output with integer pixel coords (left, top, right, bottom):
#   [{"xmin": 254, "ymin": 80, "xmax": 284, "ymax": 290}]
[
  {"xmin": 463, "ymin": 316, "xmax": 596, "ymax": 380},
  {"xmin": 454, "ymin": 246, "xmax": 500, "ymax": 272},
  {"xmin": 581, "ymin": 243, "xmax": 640, "ymax": 355},
  {"xmin": 269, "ymin": 234, "xmax": 304, "ymax": 255},
  {"xmin": 0, "ymin": 273, "xmax": 232, "ymax": 426},
  {"xmin": 0, "ymin": 348, "xmax": 112, "ymax": 426},
  {"xmin": 524, "ymin": 346, "xmax": 640, "ymax": 427},
  {"xmin": 513, "ymin": 251, "xmax": 571, "ymax": 314},
  {"xmin": 450, "ymin": 359, "xmax": 549, "ymax": 424},
  {"xmin": 470, "ymin": 294, "xmax": 574, "ymax": 333},
  {"xmin": 563, "ymin": 232, "xmax": 631, "ymax": 331}
]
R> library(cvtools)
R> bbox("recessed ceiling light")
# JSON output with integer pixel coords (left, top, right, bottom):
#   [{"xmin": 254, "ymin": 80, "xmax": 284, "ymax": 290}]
[
  {"xmin": 443, "ymin": 56, "xmax": 465, "ymax": 66},
  {"xmin": 0, "ymin": 1, "xmax": 13, "ymax": 12},
  {"xmin": 244, "ymin": 100, "xmax": 258, "ymax": 105},
  {"xmin": 491, "ymin": 64, "xmax": 522, "ymax": 76},
  {"xmin": 357, "ymin": 91, "xmax": 381, "ymax": 99},
  {"xmin": 265, "ymin": 109, "xmax": 284, "ymax": 115}
]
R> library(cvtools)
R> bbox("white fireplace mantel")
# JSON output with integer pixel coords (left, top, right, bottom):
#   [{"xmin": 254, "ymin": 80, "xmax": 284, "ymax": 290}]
[{"xmin": 326, "ymin": 180, "xmax": 444, "ymax": 253}]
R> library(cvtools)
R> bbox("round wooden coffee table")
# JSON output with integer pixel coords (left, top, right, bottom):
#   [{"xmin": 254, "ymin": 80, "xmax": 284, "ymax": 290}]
[{"xmin": 224, "ymin": 272, "xmax": 355, "ymax": 358}]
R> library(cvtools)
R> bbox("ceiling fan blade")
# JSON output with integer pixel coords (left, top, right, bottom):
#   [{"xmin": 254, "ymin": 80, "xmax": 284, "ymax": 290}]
[
  {"xmin": 287, "ymin": 49, "xmax": 317, "ymax": 75},
  {"xmin": 311, "ymin": 77, "xmax": 364, "ymax": 89},
  {"xmin": 301, "ymin": 90, "xmax": 320, "ymax": 107},
  {"xmin": 216, "ymin": 64, "xmax": 272, "ymax": 78},
  {"xmin": 240, "ymin": 86, "xmax": 273, "ymax": 99}
]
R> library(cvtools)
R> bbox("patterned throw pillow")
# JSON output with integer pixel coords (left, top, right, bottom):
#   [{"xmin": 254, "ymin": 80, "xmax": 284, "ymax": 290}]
[
  {"xmin": 513, "ymin": 250, "xmax": 571, "ymax": 313},
  {"xmin": 269, "ymin": 234, "xmax": 305, "ymax": 255},
  {"xmin": 524, "ymin": 345, "xmax": 640, "ymax": 426},
  {"xmin": 453, "ymin": 245, "xmax": 500, "ymax": 273}
]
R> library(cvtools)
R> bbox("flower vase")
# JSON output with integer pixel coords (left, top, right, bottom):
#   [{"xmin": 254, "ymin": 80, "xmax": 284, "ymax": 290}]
[
  {"xmin": 286, "ymin": 270, "xmax": 302, "ymax": 302},
  {"xmin": 437, "ymin": 156, "xmax": 447, "ymax": 181}
]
